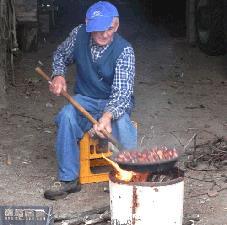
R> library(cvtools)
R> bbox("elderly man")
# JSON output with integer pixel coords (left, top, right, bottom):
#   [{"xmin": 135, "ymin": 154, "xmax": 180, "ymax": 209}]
[{"xmin": 44, "ymin": 1, "xmax": 137, "ymax": 200}]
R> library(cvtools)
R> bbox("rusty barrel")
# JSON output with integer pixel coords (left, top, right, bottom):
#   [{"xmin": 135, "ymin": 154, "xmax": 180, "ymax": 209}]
[{"xmin": 109, "ymin": 168, "xmax": 184, "ymax": 225}]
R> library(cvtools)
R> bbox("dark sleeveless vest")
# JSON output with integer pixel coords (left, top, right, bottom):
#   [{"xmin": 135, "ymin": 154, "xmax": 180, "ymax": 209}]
[{"xmin": 73, "ymin": 25, "xmax": 131, "ymax": 99}]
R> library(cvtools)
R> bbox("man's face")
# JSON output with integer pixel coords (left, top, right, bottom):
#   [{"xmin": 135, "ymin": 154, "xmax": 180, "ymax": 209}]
[{"xmin": 91, "ymin": 19, "xmax": 119, "ymax": 46}]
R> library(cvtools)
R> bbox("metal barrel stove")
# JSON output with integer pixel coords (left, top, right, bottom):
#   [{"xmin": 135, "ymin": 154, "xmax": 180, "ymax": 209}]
[{"xmin": 109, "ymin": 168, "xmax": 184, "ymax": 225}]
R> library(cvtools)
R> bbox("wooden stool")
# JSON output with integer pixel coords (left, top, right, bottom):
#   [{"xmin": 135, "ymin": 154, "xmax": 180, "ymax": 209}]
[{"xmin": 79, "ymin": 133, "xmax": 112, "ymax": 184}]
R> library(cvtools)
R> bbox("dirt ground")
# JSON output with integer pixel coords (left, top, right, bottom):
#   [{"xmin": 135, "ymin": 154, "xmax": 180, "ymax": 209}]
[{"xmin": 0, "ymin": 0, "xmax": 226, "ymax": 224}]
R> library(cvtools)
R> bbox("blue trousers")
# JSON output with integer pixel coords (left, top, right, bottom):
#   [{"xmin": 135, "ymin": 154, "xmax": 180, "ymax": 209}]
[{"xmin": 55, "ymin": 94, "xmax": 137, "ymax": 181}]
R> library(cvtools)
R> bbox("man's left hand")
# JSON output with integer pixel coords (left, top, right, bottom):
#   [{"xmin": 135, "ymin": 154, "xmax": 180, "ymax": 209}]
[{"xmin": 93, "ymin": 112, "xmax": 112, "ymax": 138}]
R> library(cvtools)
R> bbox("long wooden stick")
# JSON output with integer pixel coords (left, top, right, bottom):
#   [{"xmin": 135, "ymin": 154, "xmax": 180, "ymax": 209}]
[{"xmin": 35, "ymin": 67, "xmax": 121, "ymax": 152}]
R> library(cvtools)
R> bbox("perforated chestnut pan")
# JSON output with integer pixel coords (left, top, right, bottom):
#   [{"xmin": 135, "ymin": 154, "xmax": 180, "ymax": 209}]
[{"xmin": 110, "ymin": 148, "xmax": 182, "ymax": 173}]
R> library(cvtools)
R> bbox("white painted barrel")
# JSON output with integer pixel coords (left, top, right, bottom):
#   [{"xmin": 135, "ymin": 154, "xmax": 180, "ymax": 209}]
[{"xmin": 109, "ymin": 169, "xmax": 184, "ymax": 225}]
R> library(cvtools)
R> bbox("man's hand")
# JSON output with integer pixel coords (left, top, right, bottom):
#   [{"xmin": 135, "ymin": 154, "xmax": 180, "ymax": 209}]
[
  {"xmin": 93, "ymin": 112, "xmax": 113, "ymax": 138},
  {"xmin": 49, "ymin": 75, "xmax": 67, "ymax": 96}
]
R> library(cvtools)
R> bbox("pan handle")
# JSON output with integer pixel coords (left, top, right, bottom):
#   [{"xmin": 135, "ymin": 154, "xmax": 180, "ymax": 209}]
[{"xmin": 35, "ymin": 67, "xmax": 121, "ymax": 152}]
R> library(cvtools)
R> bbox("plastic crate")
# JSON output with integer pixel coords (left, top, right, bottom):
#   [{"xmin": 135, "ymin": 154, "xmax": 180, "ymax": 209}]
[
  {"xmin": 0, "ymin": 206, "xmax": 53, "ymax": 225},
  {"xmin": 79, "ymin": 133, "xmax": 112, "ymax": 184}
]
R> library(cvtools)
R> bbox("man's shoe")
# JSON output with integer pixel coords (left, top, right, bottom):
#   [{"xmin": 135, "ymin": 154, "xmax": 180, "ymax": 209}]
[{"xmin": 44, "ymin": 179, "xmax": 81, "ymax": 200}]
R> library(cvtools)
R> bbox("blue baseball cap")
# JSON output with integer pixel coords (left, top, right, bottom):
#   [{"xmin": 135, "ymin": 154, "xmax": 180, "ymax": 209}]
[{"xmin": 86, "ymin": 1, "xmax": 119, "ymax": 32}]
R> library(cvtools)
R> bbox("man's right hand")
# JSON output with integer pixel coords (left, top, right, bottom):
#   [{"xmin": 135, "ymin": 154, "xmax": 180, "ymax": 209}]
[{"xmin": 49, "ymin": 75, "xmax": 67, "ymax": 96}]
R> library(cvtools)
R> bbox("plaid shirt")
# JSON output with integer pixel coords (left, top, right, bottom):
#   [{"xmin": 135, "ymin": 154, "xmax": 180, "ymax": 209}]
[{"xmin": 52, "ymin": 24, "xmax": 135, "ymax": 120}]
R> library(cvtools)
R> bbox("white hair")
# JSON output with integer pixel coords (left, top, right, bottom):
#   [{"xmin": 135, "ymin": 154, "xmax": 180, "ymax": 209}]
[{"xmin": 113, "ymin": 16, "xmax": 119, "ymax": 25}]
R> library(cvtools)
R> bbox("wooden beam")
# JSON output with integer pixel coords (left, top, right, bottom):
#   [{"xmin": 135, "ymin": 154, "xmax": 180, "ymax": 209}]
[
  {"xmin": 0, "ymin": 0, "xmax": 7, "ymax": 109},
  {"xmin": 186, "ymin": 0, "xmax": 196, "ymax": 45}
]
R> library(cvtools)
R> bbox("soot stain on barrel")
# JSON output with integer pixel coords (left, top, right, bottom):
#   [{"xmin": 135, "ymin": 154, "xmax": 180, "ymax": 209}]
[{"xmin": 154, "ymin": 187, "xmax": 159, "ymax": 192}]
